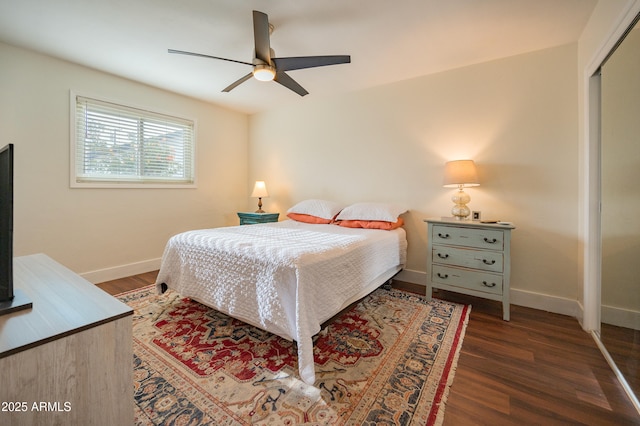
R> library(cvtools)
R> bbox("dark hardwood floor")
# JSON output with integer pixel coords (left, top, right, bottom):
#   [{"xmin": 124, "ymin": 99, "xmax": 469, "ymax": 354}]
[
  {"xmin": 98, "ymin": 273, "xmax": 640, "ymax": 425},
  {"xmin": 601, "ymin": 323, "xmax": 640, "ymax": 399}
]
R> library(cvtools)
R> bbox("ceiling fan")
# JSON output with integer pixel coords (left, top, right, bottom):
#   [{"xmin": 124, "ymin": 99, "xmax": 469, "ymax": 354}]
[{"xmin": 169, "ymin": 10, "xmax": 351, "ymax": 96}]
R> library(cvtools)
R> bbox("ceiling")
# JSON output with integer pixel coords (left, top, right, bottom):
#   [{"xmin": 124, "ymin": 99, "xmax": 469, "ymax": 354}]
[{"xmin": 0, "ymin": 0, "xmax": 597, "ymax": 114}]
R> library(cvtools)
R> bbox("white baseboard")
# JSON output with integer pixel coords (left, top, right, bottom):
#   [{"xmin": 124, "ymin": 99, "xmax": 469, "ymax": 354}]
[
  {"xmin": 81, "ymin": 258, "xmax": 162, "ymax": 284},
  {"xmin": 397, "ymin": 269, "xmax": 581, "ymax": 319},
  {"xmin": 602, "ymin": 304, "xmax": 640, "ymax": 330},
  {"xmin": 510, "ymin": 288, "xmax": 582, "ymax": 318},
  {"xmin": 396, "ymin": 269, "xmax": 426, "ymax": 287}
]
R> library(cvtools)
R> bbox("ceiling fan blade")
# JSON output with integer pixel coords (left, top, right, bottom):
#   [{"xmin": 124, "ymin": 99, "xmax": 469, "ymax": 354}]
[
  {"xmin": 168, "ymin": 49, "xmax": 254, "ymax": 67},
  {"xmin": 272, "ymin": 55, "xmax": 351, "ymax": 72},
  {"xmin": 252, "ymin": 10, "xmax": 271, "ymax": 64},
  {"xmin": 274, "ymin": 71, "xmax": 308, "ymax": 96},
  {"xmin": 222, "ymin": 73, "xmax": 254, "ymax": 92}
]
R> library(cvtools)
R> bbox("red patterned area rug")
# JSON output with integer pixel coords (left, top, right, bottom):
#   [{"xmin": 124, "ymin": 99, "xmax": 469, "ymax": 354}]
[{"xmin": 118, "ymin": 285, "xmax": 470, "ymax": 426}]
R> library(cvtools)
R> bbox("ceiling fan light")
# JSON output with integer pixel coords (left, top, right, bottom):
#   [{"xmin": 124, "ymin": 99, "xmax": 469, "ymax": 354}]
[{"xmin": 253, "ymin": 64, "xmax": 276, "ymax": 81}]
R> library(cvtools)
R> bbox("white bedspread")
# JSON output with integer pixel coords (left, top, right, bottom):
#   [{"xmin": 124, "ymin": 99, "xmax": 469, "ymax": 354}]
[{"xmin": 155, "ymin": 220, "xmax": 407, "ymax": 384}]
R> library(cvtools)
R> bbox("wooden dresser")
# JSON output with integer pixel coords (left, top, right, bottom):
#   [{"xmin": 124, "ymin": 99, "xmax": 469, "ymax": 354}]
[
  {"xmin": 425, "ymin": 218, "xmax": 515, "ymax": 320},
  {"xmin": 0, "ymin": 254, "xmax": 133, "ymax": 425}
]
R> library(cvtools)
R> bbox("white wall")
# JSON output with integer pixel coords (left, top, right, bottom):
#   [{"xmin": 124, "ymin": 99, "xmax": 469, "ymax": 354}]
[
  {"xmin": 0, "ymin": 42, "xmax": 249, "ymax": 281},
  {"xmin": 250, "ymin": 44, "xmax": 581, "ymax": 312}
]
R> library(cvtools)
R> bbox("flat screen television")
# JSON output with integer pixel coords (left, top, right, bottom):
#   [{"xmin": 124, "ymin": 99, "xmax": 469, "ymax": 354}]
[{"xmin": 0, "ymin": 143, "xmax": 31, "ymax": 315}]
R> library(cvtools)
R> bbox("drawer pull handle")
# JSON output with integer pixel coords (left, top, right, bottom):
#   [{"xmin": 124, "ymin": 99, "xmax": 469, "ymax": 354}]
[
  {"xmin": 437, "ymin": 253, "xmax": 449, "ymax": 259},
  {"xmin": 483, "ymin": 237, "xmax": 497, "ymax": 244},
  {"xmin": 482, "ymin": 281, "xmax": 497, "ymax": 288},
  {"xmin": 482, "ymin": 259, "xmax": 496, "ymax": 265},
  {"xmin": 438, "ymin": 233, "xmax": 450, "ymax": 239},
  {"xmin": 437, "ymin": 273, "xmax": 449, "ymax": 279}
]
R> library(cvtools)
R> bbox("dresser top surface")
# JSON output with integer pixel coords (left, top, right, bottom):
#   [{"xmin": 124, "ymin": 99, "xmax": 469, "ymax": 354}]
[
  {"xmin": 1, "ymin": 254, "xmax": 133, "ymax": 357},
  {"xmin": 425, "ymin": 217, "xmax": 515, "ymax": 229}
]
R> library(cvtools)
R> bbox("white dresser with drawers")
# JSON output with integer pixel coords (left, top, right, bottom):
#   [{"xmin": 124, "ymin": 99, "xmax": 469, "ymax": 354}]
[{"xmin": 425, "ymin": 218, "xmax": 515, "ymax": 320}]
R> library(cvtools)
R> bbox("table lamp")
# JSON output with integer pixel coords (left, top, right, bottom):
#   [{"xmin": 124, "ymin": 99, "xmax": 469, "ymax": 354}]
[
  {"xmin": 443, "ymin": 160, "xmax": 479, "ymax": 220},
  {"xmin": 251, "ymin": 181, "xmax": 269, "ymax": 213}
]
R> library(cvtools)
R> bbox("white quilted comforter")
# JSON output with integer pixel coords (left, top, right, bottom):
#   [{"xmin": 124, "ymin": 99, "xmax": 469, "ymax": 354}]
[{"xmin": 155, "ymin": 220, "xmax": 407, "ymax": 384}]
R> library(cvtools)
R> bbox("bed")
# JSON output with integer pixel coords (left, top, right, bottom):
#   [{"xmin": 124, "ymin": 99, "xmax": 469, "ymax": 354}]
[{"xmin": 154, "ymin": 202, "xmax": 407, "ymax": 385}]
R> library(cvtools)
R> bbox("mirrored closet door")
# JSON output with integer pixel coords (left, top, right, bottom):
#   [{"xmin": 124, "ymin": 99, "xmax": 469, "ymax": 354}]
[{"xmin": 600, "ymin": 18, "xmax": 640, "ymax": 401}]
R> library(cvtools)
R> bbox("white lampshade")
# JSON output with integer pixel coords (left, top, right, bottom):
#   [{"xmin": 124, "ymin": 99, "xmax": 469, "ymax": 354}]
[
  {"xmin": 443, "ymin": 160, "xmax": 480, "ymax": 188},
  {"xmin": 251, "ymin": 181, "xmax": 269, "ymax": 198},
  {"xmin": 253, "ymin": 65, "xmax": 276, "ymax": 82}
]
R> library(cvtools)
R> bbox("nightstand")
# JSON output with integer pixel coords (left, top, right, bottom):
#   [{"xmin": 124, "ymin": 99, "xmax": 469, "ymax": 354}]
[
  {"xmin": 424, "ymin": 218, "xmax": 515, "ymax": 321},
  {"xmin": 237, "ymin": 212, "xmax": 279, "ymax": 225}
]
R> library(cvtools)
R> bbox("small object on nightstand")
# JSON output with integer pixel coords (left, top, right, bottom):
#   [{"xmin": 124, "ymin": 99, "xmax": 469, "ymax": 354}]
[{"xmin": 237, "ymin": 211, "xmax": 279, "ymax": 225}]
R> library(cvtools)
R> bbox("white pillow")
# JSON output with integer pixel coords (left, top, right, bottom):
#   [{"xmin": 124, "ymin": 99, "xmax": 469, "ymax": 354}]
[
  {"xmin": 287, "ymin": 199, "xmax": 345, "ymax": 220},
  {"xmin": 336, "ymin": 202, "xmax": 407, "ymax": 222}
]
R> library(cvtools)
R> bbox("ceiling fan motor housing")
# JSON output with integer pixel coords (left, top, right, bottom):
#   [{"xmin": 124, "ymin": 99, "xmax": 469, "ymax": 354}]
[{"xmin": 253, "ymin": 63, "xmax": 276, "ymax": 81}]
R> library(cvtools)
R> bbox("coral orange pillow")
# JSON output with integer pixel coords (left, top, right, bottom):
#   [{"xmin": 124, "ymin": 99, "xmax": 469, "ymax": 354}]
[
  {"xmin": 287, "ymin": 212, "xmax": 333, "ymax": 224},
  {"xmin": 337, "ymin": 217, "xmax": 404, "ymax": 230}
]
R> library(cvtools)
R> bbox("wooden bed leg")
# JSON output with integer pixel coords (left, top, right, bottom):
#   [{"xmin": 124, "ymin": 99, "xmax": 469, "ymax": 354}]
[{"xmin": 382, "ymin": 279, "xmax": 393, "ymax": 291}]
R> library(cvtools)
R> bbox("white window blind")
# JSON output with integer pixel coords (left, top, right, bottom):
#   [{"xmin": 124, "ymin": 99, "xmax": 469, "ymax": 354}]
[{"xmin": 72, "ymin": 94, "xmax": 195, "ymax": 187}]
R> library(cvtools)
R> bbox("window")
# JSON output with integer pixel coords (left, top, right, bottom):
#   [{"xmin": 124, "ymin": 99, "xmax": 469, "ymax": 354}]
[{"xmin": 71, "ymin": 93, "xmax": 196, "ymax": 188}]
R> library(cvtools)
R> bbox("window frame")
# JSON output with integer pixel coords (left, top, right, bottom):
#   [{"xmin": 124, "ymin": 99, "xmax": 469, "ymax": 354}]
[{"xmin": 70, "ymin": 91, "xmax": 197, "ymax": 189}]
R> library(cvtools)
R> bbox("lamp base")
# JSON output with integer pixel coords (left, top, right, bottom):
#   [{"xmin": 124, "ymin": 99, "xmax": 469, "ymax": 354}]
[
  {"xmin": 451, "ymin": 188, "xmax": 471, "ymax": 220},
  {"xmin": 451, "ymin": 207, "xmax": 471, "ymax": 220},
  {"xmin": 255, "ymin": 197, "xmax": 264, "ymax": 213}
]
